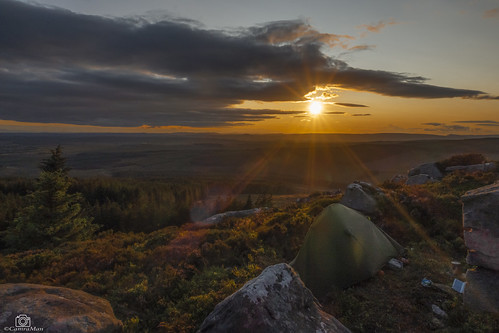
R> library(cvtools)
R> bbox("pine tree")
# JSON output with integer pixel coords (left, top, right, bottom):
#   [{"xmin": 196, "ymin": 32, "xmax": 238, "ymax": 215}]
[
  {"xmin": 3, "ymin": 146, "xmax": 97, "ymax": 250},
  {"xmin": 40, "ymin": 145, "xmax": 70, "ymax": 173},
  {"xmin": 244, "ymin": 194, "xmax": 253, "ymax": 209}
]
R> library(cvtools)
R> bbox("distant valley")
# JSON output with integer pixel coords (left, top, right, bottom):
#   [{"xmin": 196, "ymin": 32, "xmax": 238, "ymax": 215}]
[{"xmin": 1, "ymin": 133, "xmax": 498, "ymax": 191}]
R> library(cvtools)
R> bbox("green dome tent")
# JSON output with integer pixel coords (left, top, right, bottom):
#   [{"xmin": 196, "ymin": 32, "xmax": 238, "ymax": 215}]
[{"xmin": 291, "ymin": 203, "xmax": 404, "ymax": 296}]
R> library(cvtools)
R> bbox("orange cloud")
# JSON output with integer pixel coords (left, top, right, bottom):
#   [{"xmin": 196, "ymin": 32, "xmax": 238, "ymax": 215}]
[
  {"xmin": 0, "ymin": 119, "xmax": 220, "ymax": 133},
  {"xmin": 483, "ymin": 8, "xmax": 499, "ymax": 19},
  {"xmin": 357, "ymin": 19, "xmax": 399, "ymax": 37}
]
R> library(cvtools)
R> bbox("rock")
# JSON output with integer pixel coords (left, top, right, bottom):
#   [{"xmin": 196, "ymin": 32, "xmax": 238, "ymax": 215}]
[
  {"xmin": 201, "ymin": 208, "xmax": 265, "ymax": 225},
  {"xmin": 462, "ymin": 182, "xmax": 499, "ymax": 270},
  {"xmin": 431, "ymin": 304, "xmax": 448, "ymax": 318},
  {"xmin": 340, "ymin": 181, "xmax": 383, "ymax": 214},
  {"xmin": 464, "ymin": 268, "xmax": 499, "ymax": 313},
  {"xmin": 0, "ymin": 283, "xmax": 123, "ymax": 333},
  {"xmin": 446, "ymin": 162, "xmax": 496, "ymax": 173},
  {"xmin": 197, "ymin": 263, "xmax": 350, "ymax": 333},
  {"xmin": 430, "ymin": 317, "xmax": 446, "ymax": 329},
  {"xmin": 355, "ymin": 181, "xmax": 384, "ymax": 194},
  {"xmin": 390, "ymin": 174, "xmax": 407, "ymax": 184},
  {"xmin": 464, "ymin": 243, "xmax": 499, "ymax": 271},
  {"xmin": 406, "ymin": 174, "xmax": 437, "ymax": 185},
  {"xmin": 408, "ymin": 162, "xmax": 443, "ymax": 179}
]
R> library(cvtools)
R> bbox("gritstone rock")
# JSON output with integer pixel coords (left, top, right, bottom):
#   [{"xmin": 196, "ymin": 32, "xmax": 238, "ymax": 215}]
[
  {"xmin": 406, "ymin": 174, "xmax": 437, "ymax": 185},
  {"xmin": 464, "ymin": 268, "xmax": 499, "ymax": 313},
  {"xmin": 0, "ymin": 283, "xmax": 123, "ymax": 333},
  {"xmin": 462, "ymin": 182, "xmax": 499, "ymax": 270},
  {"xmin": 197, "ymin": 263, "xmax": 351, "ymax": 333},
  {"xmin": 340, "ymin": 181, "xmax": 383, "ymax": 215},
  {"xmin": 462, "ymin": 182, "xmax": 499, "ymax": 313},
  {"xmin": 408, "ymin": 162, "xmax": 443, "ymax": 179},
  {"xmin": 390, "ymin": 174, "xmax": 407, "ymax": 184},
  {"xmin": 446, "ymin": 162, "xmax": 496, "ymax": 173}
]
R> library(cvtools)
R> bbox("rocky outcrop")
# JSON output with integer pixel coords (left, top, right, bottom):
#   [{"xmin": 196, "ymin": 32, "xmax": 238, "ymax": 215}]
[
  {"xmin": 464, "ymin": 268, "xmax": 499, "ymax": 313},
  {"xmin": 406, "ymin": 174, "xmax": 438, "ymax": 185},
  {"xmin": 461, "ymin": 182, "xmax": 499, "ymax": 313},
  {"xmin": 0, "ymin": 283, "xmax": 123, "ymax": 332},
  {"xmin": 340, "ymin": 181, "xmax": 384, "ymax": 215},
  {"xmin": 201, "ymin": 208, "xmax": 266, "ymax": 224},
  {"xmin": 446, "ymin": 162, "xmax": 496, "ymax": 173},
  {"xmin": 390, "ymin": 174, "xmax": 407, "ymax": 184},
  {"xmin": 408, "ymin": 162, "xmax": 443, "ymax": 180},
  {"xmin": 462, "ymin": 183, "xmax": 499, "ymax": 270},
  {"xmin": 197, "ymin": 263, "xmax": 350, "ymax": 333}
]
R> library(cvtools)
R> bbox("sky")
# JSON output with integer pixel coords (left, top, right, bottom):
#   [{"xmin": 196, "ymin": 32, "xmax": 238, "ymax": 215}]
[{"xmin": 0, "ymin": 0, "xmax": 498, "ymax": 134}]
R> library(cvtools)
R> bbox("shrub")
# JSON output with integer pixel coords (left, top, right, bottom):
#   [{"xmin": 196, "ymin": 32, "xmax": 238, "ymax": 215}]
[{"xmin": 437, "ymin": 153, "xmax": 486, "ymax": 171}]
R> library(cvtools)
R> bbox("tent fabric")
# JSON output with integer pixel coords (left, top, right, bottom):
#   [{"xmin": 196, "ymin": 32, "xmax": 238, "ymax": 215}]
[{"xmin": 290, "ymin": 203, "xmax": 403, "ymax": 296}]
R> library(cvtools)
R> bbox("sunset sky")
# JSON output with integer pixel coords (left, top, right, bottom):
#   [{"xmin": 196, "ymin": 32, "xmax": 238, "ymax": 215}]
[{"xmin": 1, "ymin": 0, "xmax": 498, "ymax": 134}]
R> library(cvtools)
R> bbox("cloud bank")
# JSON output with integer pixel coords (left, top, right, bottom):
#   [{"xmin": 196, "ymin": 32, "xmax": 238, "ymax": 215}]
[{"xmin": 0, "ymin": 0, "xmax": 495, "ymax": 128}]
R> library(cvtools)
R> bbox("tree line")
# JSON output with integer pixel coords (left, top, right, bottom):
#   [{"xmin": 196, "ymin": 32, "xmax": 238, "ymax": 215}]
[{"xmin": 0, "ymin": 146, "xmax": 274, "ymax": 251}]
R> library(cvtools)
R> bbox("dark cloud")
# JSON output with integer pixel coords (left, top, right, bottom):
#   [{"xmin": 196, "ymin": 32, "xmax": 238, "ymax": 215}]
[
  {"xmin": 334, "ymin": 103, "xmax": 368, "ymax": 108},
  {"xmin": 325, "ymin": 111, "xmax": 347, "ymax": 115},
  {"xmin": 0, "ymin": 0, "xmax": 495, "ymax": 128},
  {"xmin": 422, "ymin": 123, "xmax": 470, "ymax": 132},
  {"xmin": 352, "ymin": 114, "xmax": 371, "ymax": 117},
  {"xmin": 249, "ymin": 20, "xmax": 353, "ymax": 47},
  {"xmin": 464, "ymin": 95, "xmax": 499, "ymax": 100},
  {"xmin": 454, "ymin": 120, "xmax": 499, "ymax": 127}
]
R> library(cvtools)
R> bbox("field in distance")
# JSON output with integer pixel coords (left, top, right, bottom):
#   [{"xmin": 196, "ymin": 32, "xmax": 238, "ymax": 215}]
[{"xmin": 1, "ymin": 133, "xmax": 498, "ymax": 192}]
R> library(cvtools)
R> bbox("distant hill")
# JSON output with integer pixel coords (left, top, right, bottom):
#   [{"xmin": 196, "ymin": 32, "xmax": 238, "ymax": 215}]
[{"xmin": 1, "ymin": 133, "xmax": 498, "ymax": 191}]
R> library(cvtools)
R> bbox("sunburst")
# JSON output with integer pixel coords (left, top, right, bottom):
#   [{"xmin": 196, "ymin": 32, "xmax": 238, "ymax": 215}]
[{"xmin": 309, "ymin": 101, "xmax": 323, "ymax": 115}]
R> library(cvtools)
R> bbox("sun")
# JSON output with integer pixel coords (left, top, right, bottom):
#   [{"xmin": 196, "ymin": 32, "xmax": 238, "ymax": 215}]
[{"xmin": 309, "ymin": 101, "xmax": 323, "ymax": 115}]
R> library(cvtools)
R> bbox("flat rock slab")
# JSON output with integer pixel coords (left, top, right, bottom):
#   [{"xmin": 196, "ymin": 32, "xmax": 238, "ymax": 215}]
[
  {"xmin": 0, "ymin": 283, "xmax": 122, "ymax": 333},
  {"xmin": 446, "ymin": 162, "xmax": 496, "ymax": 173},
  {"xmin": 197, "ymin": 263, "xmax": 350, "ymax": 333}
]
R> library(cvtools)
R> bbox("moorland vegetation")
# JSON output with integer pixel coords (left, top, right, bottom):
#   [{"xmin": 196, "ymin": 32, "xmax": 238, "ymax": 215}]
[{"xmin": 0, "ymin": 148, "xmax": 498, "ymax": 332}]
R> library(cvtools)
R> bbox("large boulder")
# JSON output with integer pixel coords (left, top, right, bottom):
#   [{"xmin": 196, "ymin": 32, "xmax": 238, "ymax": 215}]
[
  {"xmin": 461, "ymin": 182, "xmax": 499, "ymax": 270},
  {"xmin": 464, "ymin": 268, "xmax": 499, "ymax": 313},
  {"xmin": 197, "ymin": 263, "xmax": 350, "ymax": 333},
  {"xmin": 0, "ymin": 283, "xmax": 122, "ymax": 332},
  {"xmin": 340, "ymin": 181, "xmax": 383, "ymax": 215},
  {"xmin": 446, "ymin": 162, "xmax": 496, "ymax": 173},
  {"xmin": 406, "ymin": 174, "xmax": 437, "ymax": 185},
  {"xmin": 408, "ymin": 162, "xmax": 443, "ymax": 180}
]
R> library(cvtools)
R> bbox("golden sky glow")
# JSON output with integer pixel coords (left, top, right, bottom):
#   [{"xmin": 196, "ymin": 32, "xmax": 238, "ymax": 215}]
[{"xmin": 1, "ymin": 0, "xmax": 498, "ymax": 135}]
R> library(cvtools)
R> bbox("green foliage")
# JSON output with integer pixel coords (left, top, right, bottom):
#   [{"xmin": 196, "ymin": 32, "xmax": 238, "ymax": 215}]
[
  {"xmin": 254, "ymin": 192, "xmax": 273, "ymax": 207},
  {"xmin": 437, "ymin": 153, "xmax": 486, "ymax": 171},
  {"xmin": 75, "ymin": 178, "xmax": 205, "ymax": 231},
  {"xmin": 39, "ymin": 145, "xmax": 71, "ymax": 174},
  {"xmin": 0, "ymin": 157, "xmax": 497, "ymax": 332},
  {"xmin": 427, "ymin": 170, "xmax": 497, "ymax": 197},
  {"xmin": 3, "ymin": 163, "xmax": 97, "ymax": 251},
  {"xmin": 243, "ymin": 194, "xmax": 253, "ymax": 209}
]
